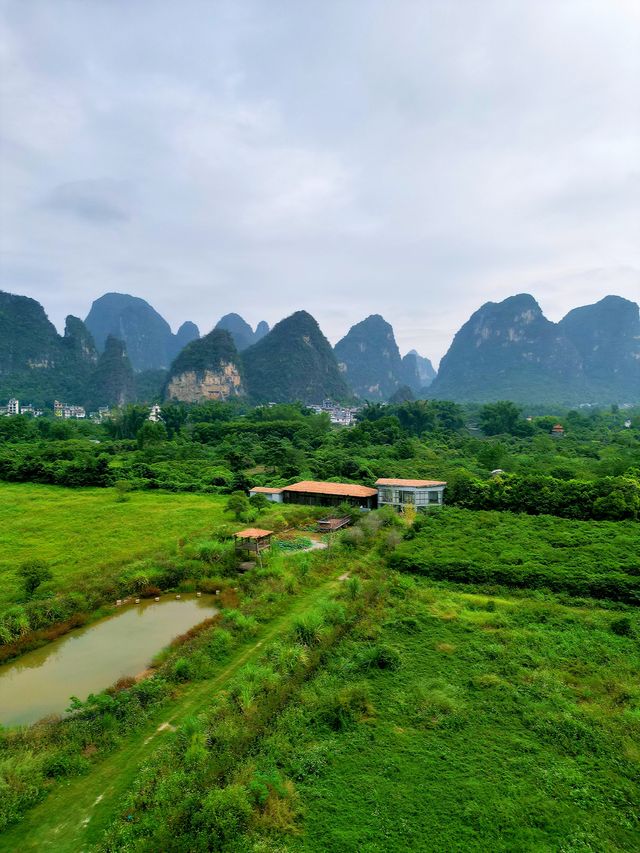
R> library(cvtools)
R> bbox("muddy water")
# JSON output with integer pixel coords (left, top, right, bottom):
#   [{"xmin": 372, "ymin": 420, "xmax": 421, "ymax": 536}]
[{"xmin": 0, "ymin": 595, "xmax": 217, "ymax": 727}]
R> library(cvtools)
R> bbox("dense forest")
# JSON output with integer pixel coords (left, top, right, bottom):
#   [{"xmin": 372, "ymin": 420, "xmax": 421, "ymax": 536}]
[{"xmin": 1, "ymin": 398, "xmax": 637, "ymax": 515}]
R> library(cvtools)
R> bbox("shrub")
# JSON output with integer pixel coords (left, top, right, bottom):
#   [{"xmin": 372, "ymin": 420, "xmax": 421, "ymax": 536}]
[
  {"xmin": 113, "ymin": 480, "xmax": 132, "ymax": 502},
  {"xmin": 319, "ymin": 684, "xmax": 373, "ymax": 730},
  {"xmin": 610, "ymin": 617, "xmax": 634, "ymax": 637},
  {"xmin": 17, "ymin": 560, "xmax": 52, "ymax": 599},
  {"xmin": 199, "ymin": 785, "xmax": 252, "ymax": 848},
  {"xmin": 342, "ymin": 527, "xmax": 365, "ymax": 548},
  {"xmin": 172, "ymin": 657, "xmax": 192, "ymax": 682},
  {"xmin": 344, "ymin": 576, "xmax": 362, "ymax": 600},
  {"xmin": 292, "ymin": 610, "xmax": 326, "ymax": 646}
]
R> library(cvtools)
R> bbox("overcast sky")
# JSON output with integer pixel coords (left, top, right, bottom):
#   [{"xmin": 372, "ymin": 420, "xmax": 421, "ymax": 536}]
[{"xmin": 1, "ymin": 0, "xmax": 639, "ymax": 365}]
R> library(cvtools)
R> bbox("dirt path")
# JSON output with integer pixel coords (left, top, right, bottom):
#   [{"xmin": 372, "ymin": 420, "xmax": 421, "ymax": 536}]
[{"xmin": 1, "ymin": 577, "xmax": 340, "ymax": 852}]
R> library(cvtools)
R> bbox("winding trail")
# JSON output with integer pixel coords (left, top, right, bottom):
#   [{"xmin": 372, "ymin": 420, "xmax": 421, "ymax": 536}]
[{"xmin": 1, "ymin": 576, "xmax": 340, "ymax": 852}]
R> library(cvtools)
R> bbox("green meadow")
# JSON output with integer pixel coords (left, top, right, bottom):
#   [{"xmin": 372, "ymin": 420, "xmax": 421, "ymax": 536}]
[
  {"xmin": 250, "ymin": 575, "xmax": 640, "ymax": 852},
  {"xmin": 0, "ymin": 483, "xmax": 226, "ymax": 615}
]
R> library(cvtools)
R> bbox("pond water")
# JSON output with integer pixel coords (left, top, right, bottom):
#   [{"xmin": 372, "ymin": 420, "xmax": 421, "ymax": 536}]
[{"xmin": 0, "ymin": 594, "xmax": 218, "ymax": 727}]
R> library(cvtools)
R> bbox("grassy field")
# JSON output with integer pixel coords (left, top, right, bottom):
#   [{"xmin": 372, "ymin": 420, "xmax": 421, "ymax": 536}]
[
  {"xmin": 0, "ymin": 483, "xmax": 227, "ymax": 615},
  {"xmin": 0, "ymin": 568, "xmax": 347, "ymax": 851},
  {"xmin": 2, "ymin": 497, "xmax": 639, "ymax": 850},
  {"xmin": 257, "ymin": 576, "xmax": 640, "ymax": 851}
]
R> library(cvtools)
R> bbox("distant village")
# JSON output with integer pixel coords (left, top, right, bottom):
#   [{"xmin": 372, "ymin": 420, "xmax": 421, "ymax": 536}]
[{"xmin": 1, "ymin": 398, "xmax": 360, "ymax": 425}]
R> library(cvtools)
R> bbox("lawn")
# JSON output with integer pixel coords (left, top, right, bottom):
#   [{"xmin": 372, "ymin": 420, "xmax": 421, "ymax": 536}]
[{"xmin": 0, "ymin": 483, "xmax": 227, "ymax": 615}]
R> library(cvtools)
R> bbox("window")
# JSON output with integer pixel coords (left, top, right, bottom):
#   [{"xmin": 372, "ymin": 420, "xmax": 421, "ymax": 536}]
[
  {"xmin": 399, "ymin": 490, "xmax": 415, "ymax": 504},
  {"xmin": 378, "ymin": 488, "xmax": 392, "ymax": 502},
  {"xmin": 428, "ymin": 491, "xmax": 441, "ymax": 504}
]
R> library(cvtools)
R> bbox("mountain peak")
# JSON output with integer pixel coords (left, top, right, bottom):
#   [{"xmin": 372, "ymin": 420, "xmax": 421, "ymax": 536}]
[
  {"xmin": 165, "ymin": 328, "xmax": 243, "ymax": 402},
  {"xmin": 215, "ymin": 313, "xmax": 270, "ymax": 351},
  {"xmin": 334, "ymin": 314, "xmax": 402, "ymax": 400},
  {"xmin": 243, "ymin": 311, "xmax": 351, "ymax": 403},
  {"xmin": 85, "ymin": 292, "xmax": 198, "ymax": 371}
]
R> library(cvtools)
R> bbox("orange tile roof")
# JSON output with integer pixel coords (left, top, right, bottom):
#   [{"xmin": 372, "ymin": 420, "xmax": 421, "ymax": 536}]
[
  {"xmin": 234, "ymin": 528, "xmax": 274, "ymax": 539},
  {"xmin": 249, "ymin": 487, "xmax": 283, "ymax": 494},
  {"xmin": 375, "ymin": 478, "xmax": 447, "ymax": 487},
  {"xmin": 282, "ymin": 481, "xmax": 378, "ymax": 498}
]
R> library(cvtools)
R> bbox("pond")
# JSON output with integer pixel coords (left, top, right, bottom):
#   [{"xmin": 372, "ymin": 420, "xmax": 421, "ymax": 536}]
[{"xmin": 0, "ymin": 594, "xmax": 218, "ymax": 727}]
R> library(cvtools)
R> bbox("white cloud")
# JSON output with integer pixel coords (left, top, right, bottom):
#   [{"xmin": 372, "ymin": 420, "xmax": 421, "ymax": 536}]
[{"xmin": 0, "ymin": 0, "xmax": 638, "ymax": 363}]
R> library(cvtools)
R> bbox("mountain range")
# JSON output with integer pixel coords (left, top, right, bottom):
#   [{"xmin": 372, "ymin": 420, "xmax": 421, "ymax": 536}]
[
  {"xmin": 429, "ymin": 293, "xmax": 639, "ymax": 404},
  {"xmin": 214, "ymin": 313, "xmax": 270, "ymax": 351},
  {"xmin": 85, "ymin": 293, "xmax": 199, "ymax": 372},
  {"xmin": 1, "ymin": 289, "xmax": 638, "ymax": 407}
]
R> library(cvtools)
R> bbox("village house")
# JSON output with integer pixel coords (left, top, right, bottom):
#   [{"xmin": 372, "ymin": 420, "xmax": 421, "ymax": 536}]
[
  {"xmin": 280, "ymin": 481, "xmax": 377, "ymax": 509},
  {"xmin": 7, "ymin": 399, "xmax": 20, "ymax": 416},
  {"xmin": 249, "ymin": 486, "xmax": 284, "ymax": 503},
  {"xmin": 551, "ymin": 423, "xmax": 565, "ymax": 437},
  {"xmin": 375, "ymin": 478, "xmax": 447, "ymax": 511},
  {"xmin": 54, "ymin": 401, "xmax": 86, "ymax": 419},
  {"xmin": 249, "ymin": 478, "xmax": 448, "ymax": 511}
]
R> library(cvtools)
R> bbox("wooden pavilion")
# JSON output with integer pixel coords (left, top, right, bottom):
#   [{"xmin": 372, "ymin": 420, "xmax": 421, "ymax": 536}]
[{"xmin": 234, "ymin": 528, "xmax": 274, "ymax": 561}]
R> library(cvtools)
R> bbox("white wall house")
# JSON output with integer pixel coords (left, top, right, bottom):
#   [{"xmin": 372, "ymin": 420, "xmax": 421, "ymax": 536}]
[
  {"xmin": 375, "ymin": 478, "xmax": 446, "ymax": 511},
  {"xmin": 249, "ymin": 487, "xmax": 284, "ymax": 503},
  {"xmin": 7, "ymin": 399, "xmax": 20, "ymax": 415}
]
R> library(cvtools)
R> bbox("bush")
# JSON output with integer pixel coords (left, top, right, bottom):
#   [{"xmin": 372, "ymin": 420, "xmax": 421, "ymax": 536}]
[
  {"xmin": 610, "ymin": 617, "xmax": 634, "ymax": 637},
  {"xmin": 342, "ymin": 527, "xmax": 365, "ymax": 548},
  {"xmin": 172, "ymin": 657, "xmax": 192, "ymax": 682},
  {"xmin": 319, "ymin": 684, "xmax": 373, "ymax": 730},
  {"xmin": 199, "ymin": 785, "xmax": 252, "ymax": 848},
  {"xmin": 292, "ymin": 610, "xmax": 326, "ymax": 646},
  {"xmin": 359, "ymin": 643, "xmax": 402, "ymax": 671}
]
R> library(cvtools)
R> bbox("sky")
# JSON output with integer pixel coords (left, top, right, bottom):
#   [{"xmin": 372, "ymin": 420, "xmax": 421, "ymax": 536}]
[{"xmin": 1, "ymin": 0, "xmax": 639, "ymax": 367}]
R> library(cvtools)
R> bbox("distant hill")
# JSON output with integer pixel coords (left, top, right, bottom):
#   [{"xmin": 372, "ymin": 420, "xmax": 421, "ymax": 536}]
[
  {"xmin": 85, "ymin": 293, "xmax": 199, "ymax": 371},
  {"xmin": 430, "ymin": 294, "xmax": 640, "ymax": 404},
  {"xmin": 215, "ymin": 313, "xmax": 269, "ymax": 351},
  {"xmin": 164, "ymin": 329, "xmax": 244, "ymax": 403},
  {"xmin": 3, "ymin": 288, "xmax": 638, "ymax": 407},
  {"xmin": 0, "ymin": 291, "xmax": 97, "ymax": 404},
  {"xmin": 243, "ymin": 310, "xmax": 352, "ymax": 403},
  {"xmin": 85, "ymin": 335, "xmax": 136, "ymax": 410},
  {"xmin": 334, "ymin": 314, "xmax": 404, "ymax": 401},
  {"xmin": 401, "ymin": 350, "xmax": 437, "ymax": 395},
  {"xmin": 558, "ymin": 295, "xmax": 640, "ymax": 400}
]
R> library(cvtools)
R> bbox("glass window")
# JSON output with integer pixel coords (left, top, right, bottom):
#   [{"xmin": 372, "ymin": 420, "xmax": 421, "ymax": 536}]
[{"xmin": 428, "ymin": 491, "xmax": 441, "ymax": 503}]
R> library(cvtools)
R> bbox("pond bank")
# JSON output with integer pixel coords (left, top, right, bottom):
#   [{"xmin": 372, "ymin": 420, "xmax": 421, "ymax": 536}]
[{"xmin": 0, "ymin": 594, "xmax": 218, "ymax": 727}]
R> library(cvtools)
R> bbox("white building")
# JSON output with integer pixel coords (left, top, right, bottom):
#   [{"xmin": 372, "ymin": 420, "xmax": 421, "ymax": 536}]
[
  {"xmin": 54, "ymin": 400, "xmax": 86, "ymax": 419},
  {"xmin": 375, "ymin": 478, "xmax": 446, "ymax": 511},
  {"xmin": 7, "ymin": 399, "xmax": 20, "ymax": 415},
  {"xmin": 148, "ymin": 404, "xmax": 163, "ymax": 422},
  {"xmin": 249, "ymin": 487, "xmax": 284, "ymax": 503}
]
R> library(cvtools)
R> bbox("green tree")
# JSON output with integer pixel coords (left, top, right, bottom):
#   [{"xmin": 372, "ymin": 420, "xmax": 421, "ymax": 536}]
[
  {"xmin": 136, "ymin": 420, "xmax": 168, "ymax": 449},
  {"xmin": 226, "ymin": 491, "xmax": 250, "ymax": 520},
  {"xmin": 160, "ymin": 403, "xmax": 189, "ymax": 438},
  {"xmin": 479, "ymin": 401, "xmax": 532, "ymax": 436},
  {"xmin": 18, "ymin": 560, "xmax": 52, "ymax": 598}
]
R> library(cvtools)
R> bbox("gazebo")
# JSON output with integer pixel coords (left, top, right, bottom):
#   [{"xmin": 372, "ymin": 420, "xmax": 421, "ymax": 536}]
[{"xmin": 234, "ymin": 528, "xmax": 274, "ymax": 565}]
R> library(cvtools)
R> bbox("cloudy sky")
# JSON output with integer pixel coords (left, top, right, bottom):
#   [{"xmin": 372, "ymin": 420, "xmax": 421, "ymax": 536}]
[{"xmin": 1, "ymin": 0, "xmax": 639, "ymax": 365}]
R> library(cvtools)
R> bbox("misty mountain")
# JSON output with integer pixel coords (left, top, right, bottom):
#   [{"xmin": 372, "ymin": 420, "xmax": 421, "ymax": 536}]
[
  {"xmin": 215, "ymin": 313, "xmax": 270, "ymax": 351},
  {"xmin": 429, "ymin": 293, "xmax": 640, "ymax": 403},
  {"xmin": 558, "ymin": 295, "xmax": 640, "ymax": 399},
  {"xmin": 85, "ymin": 292, "xmax": 199, "ymax": 371},
  {"xmin": 243, "ymin": 310, "xmax": 351, "ymax": 404},
  {"xmin": 334, "ymin": 314, "xmax": 404, "ymax": 401},
  {"xmin": 400, "ymin": 350, "xmax": 437, "ymax": 395},
  {"xmin": 84, "ymin": 335, "xmax": 136, "ymax": 410},
  {"xmin": 0, "ymin": 291, "xmax": 97, "ymax": 404}
]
